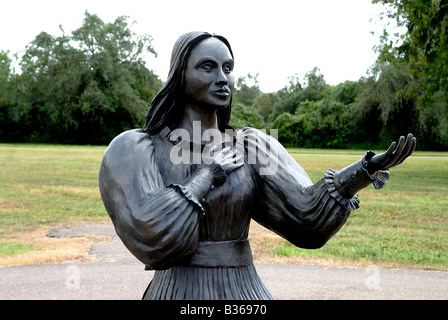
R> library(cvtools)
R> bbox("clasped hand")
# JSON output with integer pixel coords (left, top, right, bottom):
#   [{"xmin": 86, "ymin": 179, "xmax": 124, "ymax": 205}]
[{"xmin": 203, "ymin": 144, "xmax": 244, "ymax": 174}]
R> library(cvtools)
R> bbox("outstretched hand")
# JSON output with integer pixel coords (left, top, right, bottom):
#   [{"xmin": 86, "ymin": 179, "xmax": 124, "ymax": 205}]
[{"xmin": 366, "ymin": 133, "xmax": 417, "ymax": 174}]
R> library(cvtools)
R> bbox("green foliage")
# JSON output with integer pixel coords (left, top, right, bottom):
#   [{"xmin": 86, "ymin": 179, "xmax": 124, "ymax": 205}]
[
  {"xmin": 253, "ymin": 92, "xmax": 279, "ymax": 121},
  {"xmin": 373, "ymin": 0, "xmax": 448, "ymax": 150},
  {"xmin": 268, "ymin": 68, "xmax": 329, "ymax": 120},
  {"xmin": 271, "ymin": 112, "xmax": 300, "ymax": 147},
  {"xmin": 0, "ymin": 11, "xmax": 162, "ymax": 145},
  {"xmin": 302, "ymin": 67, "xmax": 329, "ymax": 101},
  {"xmin": 233, "ymin": 73, "xmax": 262, "ymax": 107},
  {"xmin": 229, "ymin": 103, "xmax": 264, "ymax": 129},
  {"xmin": 271, "ymin": 90, "xmax": 352, "ymax": 148},
  {"xmin": 0, "ymin": 51, "xmax": 11, "ymax": 125}
]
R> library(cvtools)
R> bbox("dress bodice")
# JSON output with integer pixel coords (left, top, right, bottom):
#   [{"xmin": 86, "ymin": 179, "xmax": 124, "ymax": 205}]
[{"xmin": 151, "ymin": 129, "xmax": 256, "ymax": 242}]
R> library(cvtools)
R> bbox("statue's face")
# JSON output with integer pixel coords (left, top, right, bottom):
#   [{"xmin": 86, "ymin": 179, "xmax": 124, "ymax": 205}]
[{"xmin": 184, "ymin": 37, "xmax": 234, "ymax": 110}]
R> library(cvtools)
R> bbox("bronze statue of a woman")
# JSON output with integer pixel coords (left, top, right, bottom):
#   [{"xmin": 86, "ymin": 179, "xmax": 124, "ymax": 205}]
[{"xmin": 99, "ymin": 31, "xmax": 416, "ymax": 300}]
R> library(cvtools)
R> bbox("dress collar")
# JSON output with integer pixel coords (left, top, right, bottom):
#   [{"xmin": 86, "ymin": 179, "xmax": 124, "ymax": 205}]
[{"xmin": 160, "ymin": 126, "xmax": 237, "ymax": 150}]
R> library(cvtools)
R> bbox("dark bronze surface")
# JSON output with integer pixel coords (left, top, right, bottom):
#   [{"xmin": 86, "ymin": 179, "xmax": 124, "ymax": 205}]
[{"xmin": 99, "ymin": 31, "xmax": 416, "ymax": 300}]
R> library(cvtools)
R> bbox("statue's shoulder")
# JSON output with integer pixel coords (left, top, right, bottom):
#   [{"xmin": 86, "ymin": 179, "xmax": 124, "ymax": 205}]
[
  {"xmin": 236, "ymin": 126, "xmax": 266, "ymax": 138},
  {"xmin": 236, "ymin": 127, "xmax": 278, "ymax": 146},
  {"xmin": 107, "ymin": 129, "xmax": 153, "ymax": 148},
  {"xmin": 102, "ymin": 129, "xmax": 155, "ymax": 168}
]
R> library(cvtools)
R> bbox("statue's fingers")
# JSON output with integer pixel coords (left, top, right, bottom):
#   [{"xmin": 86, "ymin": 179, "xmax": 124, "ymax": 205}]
[
  {"xmin": 379, "ymin": 141, "xmax": 397, "ymax": 165},
  {"xmin": 395, "ymin": 135, "xmax": 417, "ymax": 166},
  {"xmin": 218, "ymin": 146, "xmax": 230, "ymax": 158},
  {"xmin": 210, "ymin": 144, "xmax": 219, "ymax": 152},
  {"xmin": 384, "ymin": 136, "xmax": 406, "ymax": 169},
  {"xmin": 396, "ymin": 134, "xmax": 413, "ymax": 159},
  {"xmin": 385, "ymin": 141, "xmax": 397, "ymax": 155},
  {"xmin": 393, "ymin": 135, "xmax": 406, "ymax": 155},
  {"xmin": 208, "ymin": 144, "xmax": 222, "ymax": 158},
  {"xmin": 203, "ymin": 144, "xmax": 216, "ymax": 157},
  {"xmin": 410, "ymin": 136, "xmax": 417, "ymax": 154}
]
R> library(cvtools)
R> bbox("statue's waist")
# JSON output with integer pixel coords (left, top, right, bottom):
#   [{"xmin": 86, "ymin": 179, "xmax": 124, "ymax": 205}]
[{"xmin": 179, "ymin": 239, "xmax": 253, "ymax": 268}]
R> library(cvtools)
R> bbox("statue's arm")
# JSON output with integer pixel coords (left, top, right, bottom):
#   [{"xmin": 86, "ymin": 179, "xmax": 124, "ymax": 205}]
[
  {"xmin": 240, "ymin": 128, "xmax": 416, "ymax": 249},
  {"xmin": 98, "ymin": 130, "xmax": 219, "ymax": 270}
]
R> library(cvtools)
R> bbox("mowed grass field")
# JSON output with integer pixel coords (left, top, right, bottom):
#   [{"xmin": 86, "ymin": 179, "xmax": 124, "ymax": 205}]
[{"xmin": 0, "ymin": 143, "xmax": 447, "ymax": 270}]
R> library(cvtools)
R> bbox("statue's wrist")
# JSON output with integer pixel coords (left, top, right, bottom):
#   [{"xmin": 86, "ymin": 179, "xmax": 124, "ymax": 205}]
[
  {"xmin": 185, "ymin": 165, "xmax": 215, "ymax": 200},
  {"xmin": 362, "ymin": 150, "xmax": 378, "ymax": 174}
]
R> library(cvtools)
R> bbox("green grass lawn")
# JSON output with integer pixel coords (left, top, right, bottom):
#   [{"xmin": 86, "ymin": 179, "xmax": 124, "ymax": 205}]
[
  {"xmin": 0, "ymin": 143, "xmax": 447, "ymax": 270},
  {"xmin": 0, "ymin": 144, "xmax": 108, "ymax": 256}
]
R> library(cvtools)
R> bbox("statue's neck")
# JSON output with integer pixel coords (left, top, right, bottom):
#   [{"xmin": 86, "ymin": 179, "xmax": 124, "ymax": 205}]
[{"xmin": 179, "ymin": 103, "xmax": 221, "ymax": 143}]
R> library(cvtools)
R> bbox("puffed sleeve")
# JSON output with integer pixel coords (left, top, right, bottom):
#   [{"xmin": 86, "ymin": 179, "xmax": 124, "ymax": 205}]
[
  {"xmin": 98, "ymin": 129, "xmax": 204, "ymax": 270},
  {"xmin": 237, "ymin": 127, "xmax": 388, "ymax": 249}
]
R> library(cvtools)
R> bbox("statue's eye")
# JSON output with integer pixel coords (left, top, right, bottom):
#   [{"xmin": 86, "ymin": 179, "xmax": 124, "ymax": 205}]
[
  {"xmin": 223, "ymin": 63, "xmax": 233, "ymax": 74},
  {"xmin": 201, "ymin": 63, "xmax": 214, "ymax": 72}
]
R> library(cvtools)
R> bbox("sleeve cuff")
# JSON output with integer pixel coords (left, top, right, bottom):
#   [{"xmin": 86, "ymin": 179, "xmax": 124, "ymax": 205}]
[
  {"xmin": 361, "ymin": 151, "xmax": 390, "ymax": 190},
  {"xmin": 324, "ymin": 169, "xmax": 360, "ymax": 211},
  {"xmin": 168, "ymin": 184, "xmax": 206, "ymax": 216}
]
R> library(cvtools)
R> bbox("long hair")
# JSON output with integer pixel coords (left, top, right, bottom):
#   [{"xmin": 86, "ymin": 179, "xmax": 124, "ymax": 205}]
[{"xmin": 143, "ymin": 31, "xmax": 234, "ymax": 135}]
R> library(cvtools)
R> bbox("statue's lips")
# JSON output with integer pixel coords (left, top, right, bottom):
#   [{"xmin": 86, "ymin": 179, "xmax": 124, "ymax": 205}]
[{"xmin": 213, "ymin": 89, "xmax": 230, "ymax": 97}]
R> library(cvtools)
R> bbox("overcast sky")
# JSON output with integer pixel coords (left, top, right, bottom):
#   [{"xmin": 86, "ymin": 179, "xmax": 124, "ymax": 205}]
[{"xmin": 1, "ymin": 0, "xmax": 388, "ymax": 92}]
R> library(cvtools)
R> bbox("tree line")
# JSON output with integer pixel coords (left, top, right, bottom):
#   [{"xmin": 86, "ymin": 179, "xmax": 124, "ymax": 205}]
[
  {"xmin": 1, "ymin": 1, "xmax": 447, "ymax": 150},
  {"xmin": 0, "ymin": 12, "xmax": 163, "ymax": 145},
  {"xmin": 230, "ymin": 0, "xmax": 448, "ymax": 151}
]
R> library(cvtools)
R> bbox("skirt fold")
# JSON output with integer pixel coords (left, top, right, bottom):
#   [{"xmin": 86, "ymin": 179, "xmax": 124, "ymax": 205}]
[{"xmin": 143, "ymin": 264, "xmax": 273, "ymax": 300}]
